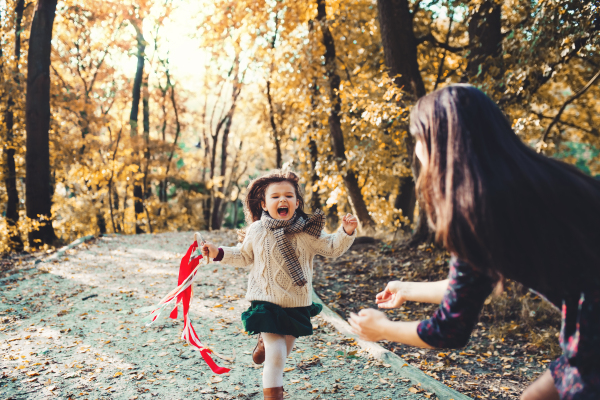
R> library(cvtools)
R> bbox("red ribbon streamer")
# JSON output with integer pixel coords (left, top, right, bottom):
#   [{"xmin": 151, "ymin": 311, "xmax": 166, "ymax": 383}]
[{"xmin": 168, "ymin": 242, "xmax": 230, "ymax": 374}]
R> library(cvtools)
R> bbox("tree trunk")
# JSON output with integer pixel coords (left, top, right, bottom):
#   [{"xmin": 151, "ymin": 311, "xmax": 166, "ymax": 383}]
[
  {"xmin": 141, "ymin": 73, "xmax": 152, "ymax": 232},
  {"xmin": 465, "ymin": 0, "xmax": 502, "ymax": 81},
  {"xmin": 96, "ymin": 199, "xmax": 107, "ymax": 234},
  {"xmin": 25, "ymin": 0, "xmax": 58, "ymax": 248},
  {"xmin": 158, "ymin": 67, "xmax": 181, "ymax": 220},
  {"xmin": 316, "ymin": 0, "xmax": 375, "ymax": 230},
  {"xmin": 211, "ymin": 104, "xmax": 237, "ymax": 230},
  {"xmin": 158, "ymin": 77, "xmax": 168, "ymax": 206},
  {"xmin": 129, "ymin": 20, "xmax": 146, "ymax": 234},
  {"xmin": 308, "ymin": 75, "xmax": 322, "ymax": 212},
  {"xmin": 377, "ymin": 0, "xmax": 431, "ymax": 243},
  {"xmin": 266, "ymin": 80, "xmax": 282, "ymax": 168},
  {"xmin": 376, "ymin": 0, "xmax": 426, "ymax": 99},
  {"xmin": 308, "ymin": 139, "xmax": 321, "ymax": 212},
  {"xmin": 3, "ymin": 0, "xmax": 25, "ymax": 251},
  {"xmin": 394, "ymin": 175, "xmax": 416, "ymax": 227},
  {"xmin": 266, "ymin": 17, "xmax": 283, "ymax": 169}
]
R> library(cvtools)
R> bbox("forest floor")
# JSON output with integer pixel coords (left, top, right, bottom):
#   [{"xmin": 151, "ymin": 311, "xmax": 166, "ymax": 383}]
[
  {"xmin": 2, "ymin": 231, "xmax": 452, "ymax": 400},
  {"xmin": 313, "ymin": 236, "xmax": 563, "ymax": 400}
]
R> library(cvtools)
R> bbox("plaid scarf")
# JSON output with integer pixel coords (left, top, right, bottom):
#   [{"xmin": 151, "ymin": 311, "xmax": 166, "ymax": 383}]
[{"xmin": 261, "ymin": 209, "xmax": 325, "ymax": 287}]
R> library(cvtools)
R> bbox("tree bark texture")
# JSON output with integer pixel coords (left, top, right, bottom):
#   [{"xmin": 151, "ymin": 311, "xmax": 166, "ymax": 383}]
[
  {"xmin": 206, "ymin": 61, "xmax": 242, "ymax": 230},
  {"xmin": 308, "ymin": 139, "xmax": 321, "ymax": 212},
  {"xmin": 308, "ymin": 77, "xmax": 322, "ymax": 212},
  {"xmin": 266, "ymin": 16, "xmax": 282, "ymax": 169},
  {"xmin": 266, "ymin": 80, "xmax": 282, "ymax": 168},
  {"xmin": 140, "ymin": 72, "xmax": 151, "ymax": 232},
  {"xmin": 376, "ymin": 0, "xmax": 426, "ymax": 99},
  {"xmin": 377, "ymin": 0, "xmax": 427, "ymax": 238},
  {"xmin": 316, "ymin": 0, "xmax": 375, "ymax": 229},
  {"xmin": 394, "ymin": 175, "xmax": 416, "ymax": 226},
  {"xmin": 25, "ymin": 0, "xmax": 58, "ymax": 247},
  {"xmin": 465, "ymin": 0, "xmax": 502, "ymax": 80},
  {"xmin": 211, "ymin": 90, "xmax": 240, "ymax": 230},
  {"xmin": 158, "ymin": 69, "xmax": 181, "ymax": 220},
  {"xmin": 129, "ymin": 22, "xmax": 145, "ymax": 136},
  {"xmin": 129, "ymin": 20, "xmax": 146, "ymax": 233},
  {"xmin": 3, "ymin": 0, "xmax": 25, "ymax": 251}
]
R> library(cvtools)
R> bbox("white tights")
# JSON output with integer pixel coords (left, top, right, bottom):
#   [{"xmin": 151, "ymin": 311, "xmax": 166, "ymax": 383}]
[{"xmin": 261, "ymin": 333, "xmax": 296, "ymax": 388}]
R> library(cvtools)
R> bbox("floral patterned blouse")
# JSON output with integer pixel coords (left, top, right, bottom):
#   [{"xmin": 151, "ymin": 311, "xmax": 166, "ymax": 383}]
[{"xmin": 416, "ymin": 257, "xmax": 600, "ymax": 400}]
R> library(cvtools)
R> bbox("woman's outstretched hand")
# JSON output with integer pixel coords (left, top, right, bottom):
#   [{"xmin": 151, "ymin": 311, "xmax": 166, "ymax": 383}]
[
  {"xmin": 201, "ymin": 242, "xmax": 219, "ymax": 259},
  {"xmin": 348, "ymin": 309, "xmax": 389, "ymax": 342},
  {"xmin": 376, "ymin": 281, "xmax": 407, "ymax": 309}
]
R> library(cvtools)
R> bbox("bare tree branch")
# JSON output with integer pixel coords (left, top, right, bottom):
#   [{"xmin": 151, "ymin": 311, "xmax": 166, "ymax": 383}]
[
  {"xmin": 531, "ymin": 111, "xmax": 595, "ymax": 136},
  {"xmin": 416, "ymin": 32, "xmax": 466, "ymax": 53},
  {"xmin": 538, "ymin": 69, "xmax": 600, "ymax": 149}
]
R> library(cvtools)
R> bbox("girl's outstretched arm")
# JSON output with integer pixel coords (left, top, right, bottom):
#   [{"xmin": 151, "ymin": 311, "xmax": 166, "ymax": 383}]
[
  {"xmin": 217, "ymin": 221, "xmax": 260, "ymax": 268},
  {"xmin": 305, "ymin": 226, "xmax": 356, "ymax": 259}
]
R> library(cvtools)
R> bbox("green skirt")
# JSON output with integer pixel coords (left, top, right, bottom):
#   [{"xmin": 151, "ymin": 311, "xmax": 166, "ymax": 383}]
[{"xmin": 241, "ymin": 301, "xmax": 323, "ymax": 338}]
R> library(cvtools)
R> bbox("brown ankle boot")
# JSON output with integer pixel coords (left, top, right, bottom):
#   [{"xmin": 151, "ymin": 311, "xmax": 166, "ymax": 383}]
[
  {"xmin": 263, "ymin": 386, "xmax": 283, "ymax": 400},
  {"xmin": 252, "ymin": 333, "xmax": 265, "ymax": 364}
]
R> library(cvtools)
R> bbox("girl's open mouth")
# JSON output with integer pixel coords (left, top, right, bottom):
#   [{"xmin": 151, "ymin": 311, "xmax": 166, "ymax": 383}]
[{"xmin": 277, "ymin": 206, "xmax": 289, "ymax": 217}]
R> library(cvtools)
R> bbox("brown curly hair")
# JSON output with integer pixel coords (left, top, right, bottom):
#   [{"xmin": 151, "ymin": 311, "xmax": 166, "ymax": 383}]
[{"xmin": 237, "ymin": 169, "xmax": 307, "ymax": 241}]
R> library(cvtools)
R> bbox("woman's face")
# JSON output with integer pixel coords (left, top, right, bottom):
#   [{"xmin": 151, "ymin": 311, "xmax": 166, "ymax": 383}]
[{"xmin": 415, "ymin": 139, "xmax": 428, "ymax": 168}]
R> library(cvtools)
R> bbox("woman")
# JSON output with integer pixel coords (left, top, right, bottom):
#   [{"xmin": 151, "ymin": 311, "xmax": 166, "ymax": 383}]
[{"xmin": 348, "ymin": 84, "xmax": 600, "ymax": 400}]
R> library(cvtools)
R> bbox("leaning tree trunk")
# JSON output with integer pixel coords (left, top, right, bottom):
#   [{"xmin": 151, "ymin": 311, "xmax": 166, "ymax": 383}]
[
  {"xmin": 129, "ymin": 20, "xmax": 146, "ymax": 234},
  {"xmin": 377, "ymin": 0, "xmax": 432, "ymax": 243},
  {"xmin": 316, "ymin": 0, "xmax": 375, "ymax": 230},
  {"xmin": 266, "ymin": 80, "xmax": 282, "ymax": 169},
  {"xmin": 3, "ymin": 0, "xmax": 25, "ymax": 251},
  {"xmin": 266, "ymin": 16, "xmax": 283, "ymax": 169},
  {"xmin": 157, "ymin": 67, "xmax": 181, "ymax": 222},
  {"xmin": 141, "ymin": 73, "xmax": 152, "ymax": 233},
  {"xmin": 25, "ymin": 0, "xmax": 58, "ymax": 248}
]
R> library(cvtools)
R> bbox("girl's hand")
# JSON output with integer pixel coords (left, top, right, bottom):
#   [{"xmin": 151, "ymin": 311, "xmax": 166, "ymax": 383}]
[
  {"xmin": 342, "ymin": 213, "xmax": 358, "ymax": 235},
  {"xmin": 376, "ymin": 281, "xmax": 407, "ymax": 309},
  {"xmin": 348, "ymin": 309, "xmax": 389, "ymax": 342},
  {"xmin": 201, "ymin": 242, "xmax": 219, "ymax": 258}
]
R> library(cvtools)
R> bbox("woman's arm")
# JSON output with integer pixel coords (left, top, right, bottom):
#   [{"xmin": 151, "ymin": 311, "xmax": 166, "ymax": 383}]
[
  {"xmin": 349, "ymin": 310, "xmax": 433, "ymax": 348},
  {"xmin": 205, "ymin": 222, "xmax": 259, "ymax": 268},
  {"xmin": 376, "ymin": 280, "xmax": 450, "ymax": 308},
  {"xmin": 349, "ymin": 258, "xmax": 496, "ymax": 349}
]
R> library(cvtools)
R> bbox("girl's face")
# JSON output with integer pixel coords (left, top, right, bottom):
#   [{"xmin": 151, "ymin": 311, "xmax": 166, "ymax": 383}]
[
  {"xmin": 415, "ymin": 139, "xmax": 428, "ymax": 169},
  {"xmin": 262, "ymin": 181, "xmax": 299, "ymax": 220}
]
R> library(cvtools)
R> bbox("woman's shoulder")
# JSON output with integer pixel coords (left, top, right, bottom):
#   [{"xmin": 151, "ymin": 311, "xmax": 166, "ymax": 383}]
[{"xmin": 449, "ymin": 256, "xmax": 496, "ymax": 285}]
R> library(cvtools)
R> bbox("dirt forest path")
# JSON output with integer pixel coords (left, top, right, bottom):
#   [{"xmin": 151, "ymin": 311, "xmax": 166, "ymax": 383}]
[{"xmin": 1, "ymin": 232, "xmax": 434, "ymax": 400}]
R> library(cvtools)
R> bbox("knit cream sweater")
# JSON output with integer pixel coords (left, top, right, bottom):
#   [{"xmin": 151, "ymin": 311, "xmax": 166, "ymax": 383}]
[{"xmin": 220, "ymin": 220, "xmax": 356, "ymax": 308}]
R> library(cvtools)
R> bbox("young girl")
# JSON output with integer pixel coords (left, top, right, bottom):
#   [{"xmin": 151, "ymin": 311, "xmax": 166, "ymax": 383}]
[
  {"xmin": 202, "ymin": 170, "xmax": 357, "ymax": 400},
  {"xmin": 349, "ymin": 84, "xmax": 600, "ymax": 400}
]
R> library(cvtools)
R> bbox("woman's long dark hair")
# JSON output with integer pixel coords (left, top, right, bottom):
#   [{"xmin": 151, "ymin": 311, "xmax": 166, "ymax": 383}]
[{"xmin": 410, "ymin": 84, "xmax": 600, "ymax": 295}]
